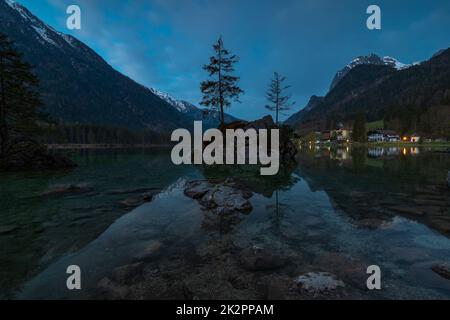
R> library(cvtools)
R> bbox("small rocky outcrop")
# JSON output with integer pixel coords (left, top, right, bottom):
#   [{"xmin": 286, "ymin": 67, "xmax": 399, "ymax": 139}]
[
  {"xmin": 246, "ymin": 115, "xmax": 297, "ymax": 163},
  {"xmin": 0, "ymin": 140, "xmax": 76, "ymax": 171},
  {"xmin": 243, "ymin": 115, "xmax": 275, "ymax": 131},
  {"xmin": 222, "ymin": 115, "xmax": 298, "ymax": 165},
  {"xmin": 184, "ymin": 180, "xmax": 253, "ymax": 215}
]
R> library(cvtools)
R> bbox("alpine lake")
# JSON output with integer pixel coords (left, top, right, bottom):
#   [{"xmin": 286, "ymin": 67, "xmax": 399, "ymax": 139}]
[{"xmin": 1, "ymin": 145, "xmax": 449, "ymax": 299}]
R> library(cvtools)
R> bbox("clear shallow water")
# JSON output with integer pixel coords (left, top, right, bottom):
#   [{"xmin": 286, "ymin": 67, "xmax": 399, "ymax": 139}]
[{"xmin": 0, "ymin": 146, "xmax": 449, "ymax": 299}]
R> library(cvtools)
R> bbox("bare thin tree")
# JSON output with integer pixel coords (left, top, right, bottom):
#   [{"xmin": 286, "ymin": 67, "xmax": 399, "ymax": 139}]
[{"xmin": 265, "ymin": 72, "xmax": 295, "ymax": 125}]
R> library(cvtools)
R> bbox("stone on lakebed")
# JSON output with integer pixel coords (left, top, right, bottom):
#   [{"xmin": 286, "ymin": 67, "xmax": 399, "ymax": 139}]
[
  {"xmin": 431, "ymin": 263, "xmax": 450, "ymax": 280},
  {"xmin": 239, "ymin": 246, "xmax": 289, "ymax": 271},
  {"xmin": 293, "ymin": 272, "xmax": 345, "ymax": 295}
]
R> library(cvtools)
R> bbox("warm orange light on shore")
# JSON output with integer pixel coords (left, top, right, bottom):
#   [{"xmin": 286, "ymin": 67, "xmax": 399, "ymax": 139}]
[{"xmin": 402, "ymin": 137, "xmax": 408, "ymax": 141}]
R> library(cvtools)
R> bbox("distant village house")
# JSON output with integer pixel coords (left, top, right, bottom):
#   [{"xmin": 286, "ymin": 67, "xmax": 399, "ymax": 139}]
[
  {"xmin": 410, "ymin": 134, "xmax": 421, "ymax": 143},
  {"xmin": 367, "ymin": 130, "xmax": 401, "ymax": 142}
]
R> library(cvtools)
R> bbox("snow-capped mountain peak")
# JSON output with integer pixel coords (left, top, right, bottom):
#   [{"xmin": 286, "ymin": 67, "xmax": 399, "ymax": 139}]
[
  {"xmin": 331, "ymin": 53, "xmax": 412, "ymax": 90},
  {"xmin": 345, "ymin": 54, "xmax": 411, "ymax": 71}
]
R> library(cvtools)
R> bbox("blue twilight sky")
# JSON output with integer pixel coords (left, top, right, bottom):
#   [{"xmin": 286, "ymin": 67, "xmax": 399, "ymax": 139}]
[{"xmin": 16, "ymin": 0, "xmax": 450, "ymax": 121}]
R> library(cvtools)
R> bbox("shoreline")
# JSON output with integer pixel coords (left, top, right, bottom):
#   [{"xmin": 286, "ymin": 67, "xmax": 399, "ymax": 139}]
[
  {"xmin": 46, "ymin": 144, "xmax": 172, "ymax": 150},
  {"xmin": 296, "ymin": 140, "xmax": 450, "ymax": 148},
  {"xmin": 357, "ymin": 142, "xmax": 450, "ymax": 148}
]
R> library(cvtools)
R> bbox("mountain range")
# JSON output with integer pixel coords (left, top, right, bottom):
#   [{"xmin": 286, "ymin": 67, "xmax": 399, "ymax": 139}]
[
  {"xmin": 285, "ymin": 50, "xmax": 450, "ymax": 138},
  {"xmin": 0, "ymin": 0, "xmax": 235, "ymax": 132},
  {"xmin": 2, "ymin": 0, "xmax": 448, "ymax": 139}
]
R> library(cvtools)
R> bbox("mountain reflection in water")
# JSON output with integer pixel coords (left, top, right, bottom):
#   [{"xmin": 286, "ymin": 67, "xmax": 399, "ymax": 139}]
[{"xmin": 1, "ymin": 146, "xmax": 449, "ymax": 299}]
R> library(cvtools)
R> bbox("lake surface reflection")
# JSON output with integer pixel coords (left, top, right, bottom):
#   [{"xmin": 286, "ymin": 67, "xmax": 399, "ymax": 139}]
[{"xmin": 1, "ymin": 146, "xmax": 449, "ymax": 299}]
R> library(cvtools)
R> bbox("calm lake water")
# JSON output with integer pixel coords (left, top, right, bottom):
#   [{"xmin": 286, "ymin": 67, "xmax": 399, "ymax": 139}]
[{"xmin": 0, "ymin": 146, "xmax": 449, "ymax": 299}]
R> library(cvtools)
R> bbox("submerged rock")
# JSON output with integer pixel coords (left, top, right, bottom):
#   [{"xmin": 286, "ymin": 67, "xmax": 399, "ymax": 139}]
[
  {"xmin": 0, "ymin": 225, "xmax": 19, "ymax": 235},
  {"xmin": 97, "ymin": 277, "xmax": 130, "ymax": 299},
  {"xmin": 111, "ymin": 262, "xmax": 145, "ymax": 284},
  {"xmin": 293, "ymin": 272, "xmax": 345, "ymax": 295},
  {"xmin": 41, "ymin": 183, "xmax": 92, "ymax": 196},
  {"xmin": 387, "ymin": 247, "xmax": 430, "ymax": 263},
  {"xmin": 356, "ymin": 218, "xmax": 388, "ymax": 229},
  {"xmin": 239, "ymin": 246, "xmax": 288, "ymax": 271},
  {"xmin": 133, "ymin": 240, "xmax": 163, "ymax": 262},
  {"xmin": 389, "ymin": 205, "xmax": 426, "ymax": 217},
  {"xmin": 119, "ymin": 189, "xmax": 160, "ymax": 208},
  {"xmin": 264, "ymin": 276, "xmax": 290, "ymax": 300},
  {"xmin": 107, "ymin": 187, "xmax": 160, "ymax": 195},
  {"xmin": 431, "ymin": 263, "xmax": 450, "ymax": 280},
  {"xmin": 314, "ymin": 253, "xmax": 367, "ymax": 289}
]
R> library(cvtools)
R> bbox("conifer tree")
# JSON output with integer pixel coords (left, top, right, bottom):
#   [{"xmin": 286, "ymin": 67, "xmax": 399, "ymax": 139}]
[
  {"xmin": 0, "ymin": 33, "xmax": 42, "ymax": 156},
  {"xmin": 200, "ymin": 36, "xmax": 244, "ymax": 128},
  {"xmin": 352, "ymin": 112, "xmax": 367, "ymax": 142}
]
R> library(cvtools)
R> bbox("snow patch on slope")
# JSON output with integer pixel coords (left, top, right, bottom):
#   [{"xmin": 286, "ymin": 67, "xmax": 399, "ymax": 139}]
[
  {"xmin": 346, "ymin": 54, "xmax": 411, "ymax": 71},
  {"xmin": 5, "ymin": 0, "xmax": 31, "ymax": 21},
  {"xmin": 5, "ymin": 0, "xmax": 60, "ymax": 47},
  {"xmin": 382, "ymin": 56, "xmax": 410, "ymax": 70},
  {"xmin": 58, "ymin": 33, "xmax": 77, "ymax": 47},
  {"xmin": 31, "ymin": 25, "xmax": 58, "ymax": 46},
  {"xmin": 146, "ymin": 87, "xmax": 218, "ymax": 119},
  {"xmin": 148, "ymin": 88, "xmax": 189, "ymax": 112},
  {"xmin": 4, "ymin": 0, "xmax": 17, "ymax": 10}
]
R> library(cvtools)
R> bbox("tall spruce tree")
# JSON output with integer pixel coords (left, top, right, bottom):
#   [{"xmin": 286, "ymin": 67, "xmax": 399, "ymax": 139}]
[
  {"xmin": 0, "ymin": 33, "xmax": 41, "ymax": 156},
  {"xmin": 352, "ymin": 112, "xmax": 367, "ymax": 142},
  {"xmin": 265, "ymin": 72, "xmax": 295, "ymax": 125},
  {"xmin": 200, "ymin": 36, "xmax": 243, "ymax": 128}
]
